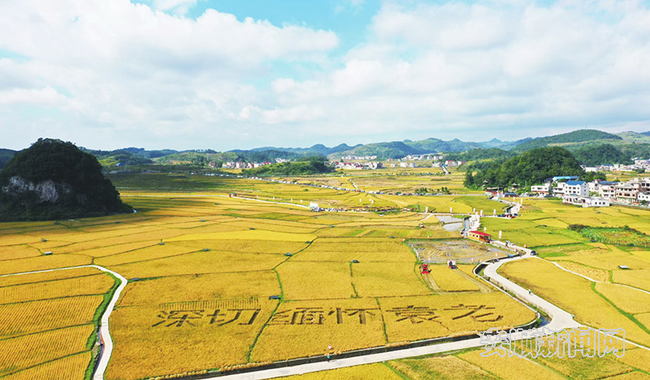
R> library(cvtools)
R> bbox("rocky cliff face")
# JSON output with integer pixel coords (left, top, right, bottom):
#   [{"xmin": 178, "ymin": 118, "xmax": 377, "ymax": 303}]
[{"xmin": 2, "ymin": 176, "xmax": 71, "ymax": 203}]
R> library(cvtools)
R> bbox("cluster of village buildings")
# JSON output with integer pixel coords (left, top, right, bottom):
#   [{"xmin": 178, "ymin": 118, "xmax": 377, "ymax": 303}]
[
  {"xmin": 340, "ymin": 155, "xmax": 377, "ymax": 160},
  {"xmin": 530, "ymin": 176, "xmax": 650, "ymax": 207},
  {"xmin": 219, "ymin": 158, "xmax": 290, "ymax": 169},
  {"xmin": 336, "ymin": 159, "xmax": 466, "ymax": 170},
  {"xmin": 583, "ymin": 159, "xmax": 650, "ymax": 173},
  {"xmin": 334, "ymin": 161, "xmax": 384, "ymax": 170}
]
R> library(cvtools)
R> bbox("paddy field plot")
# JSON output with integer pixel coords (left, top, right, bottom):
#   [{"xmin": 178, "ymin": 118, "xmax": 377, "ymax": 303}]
[
  {"xmin": 423, "ymin": 265, "xmax": 482, "ymax": 292},
  {"xmin": 279, "ymin": 362, "xmax": 404, "ymax": 380}
]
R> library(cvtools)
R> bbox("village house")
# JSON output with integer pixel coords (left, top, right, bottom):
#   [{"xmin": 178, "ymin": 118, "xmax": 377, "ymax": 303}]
[
  {"xmin": 530, "ymin": 184, "xmax": 551, "ymax": 196},
  {"xmin": 467, "ymin": 231, "xmax": 491, "ymax": 243},
  {"xmin": 563, "ymin": 195, "xmax": 611, "ymax": 207},
  {"xmin": 615, "ymin": 182, "xmax": 640, "ymax": 202},
  {"xmin": 552, "ymin": 182, "xmax": 566, "ymax": 196},
  {"xmin": 598, "ymin": 183, "xmax": 617, "ymax": 199},
  {"xmin": 563, "ymin": 180, "xmax": 589, "ymax": 197},
  {"xmin": 638, "ymin": 192, "xmax": 650, "ymax": 203}
]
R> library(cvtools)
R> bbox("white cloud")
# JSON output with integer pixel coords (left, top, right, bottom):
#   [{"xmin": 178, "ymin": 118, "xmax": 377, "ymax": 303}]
[
  {"xmin": 251, "ymin": 0, "xmax": 650, "ymax": 144},
  {"xmin": 0, "ymin": 0, "xmax": 338, "ymax": 149},
  {"xmin": 0, "ymin": 87, "xmax": 68, "ymax": 106},
  {"xmin": 0, "ymin": 0, "xmax": 649, "ymax": 150}
]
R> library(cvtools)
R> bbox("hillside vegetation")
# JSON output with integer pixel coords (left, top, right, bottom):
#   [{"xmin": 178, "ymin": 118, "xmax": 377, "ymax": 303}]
[
  {"xmin": 572, "ymin": 144, "xmax": 633, "ymax": 166},
  {"xmin": 0, "ymin": 139, "xmax": 132, "ymax": 221},
  {"xmin": 513, "ymin": 129, "xmax": 621, "ymax": 151},
  {"xmin": 464, "ymin": 147, "xmax": 585, "ymax": 189},
  {"xmin": 0, "ymin": 149, "xmax": 16, "ymax": 170}
]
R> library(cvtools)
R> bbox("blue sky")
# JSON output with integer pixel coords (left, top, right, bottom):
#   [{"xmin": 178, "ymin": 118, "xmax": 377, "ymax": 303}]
[{"xmin": 1, "ymin": 0, "xmax": 650, "ymax": 150}]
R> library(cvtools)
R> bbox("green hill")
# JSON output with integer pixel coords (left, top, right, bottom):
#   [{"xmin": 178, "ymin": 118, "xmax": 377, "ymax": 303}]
[
  {"xmin": 572, "ymin": 144, "xmax": 632, "ymax": 166},
  {"xmin": 0, "ymin": 139, "xmax": 132, "ymax": 221},
  {"xmin": 243, "ymin": 156, "xmax": 333, "ymax": 175},
  {"xmin": 465, "ymin": 147, "xmax": 585, "ymax": 189},
  {"xmin": 514, "ymin": 129, "xmax": 621, "ymax": 151},
  {"xmin": 0, "ymin": 149, "xmax": 16, "ymax": 169}
]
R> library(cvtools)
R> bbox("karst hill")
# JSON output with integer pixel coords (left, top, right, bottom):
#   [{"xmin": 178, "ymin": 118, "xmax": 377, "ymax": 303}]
[{"xmin": 0, "ymin": 138, "xmax": 132, "ymax": 221}]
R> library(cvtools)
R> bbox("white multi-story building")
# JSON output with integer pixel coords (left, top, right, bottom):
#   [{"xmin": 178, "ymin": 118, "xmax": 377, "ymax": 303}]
[
  {"xmin": 564, "ymin": 180, "xmax": 589, "ymax": 197},
  {"xmin": 638, "ymin": 192, "xmax": 650, "ymax": 203},
  {"xmin": 552, "ymin": 182, "xmax": 566, "ymax": 196},
  {"xmin": 599, "ymin": 184, "xmax": 617, "ymax": 199},
  {"xmin": 616, "ymin": 183, "xmax": 640, "ymax": 202},
  {"xmin": 531, "ymin": 184, "xmax": 551, "ymax": 195}
]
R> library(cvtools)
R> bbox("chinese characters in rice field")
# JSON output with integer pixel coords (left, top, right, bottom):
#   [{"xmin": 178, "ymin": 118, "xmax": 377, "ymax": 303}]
[{"xmin": 152, "ymin": 303, "xmax": 504, "ymax": 327}]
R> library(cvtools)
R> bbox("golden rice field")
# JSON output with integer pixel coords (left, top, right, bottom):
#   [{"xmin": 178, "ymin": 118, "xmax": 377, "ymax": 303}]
[
  {"xmin": 553, "ymin": 260, "xmax": 611, "ymax": 283},
  {"xmin": 0, "ymin": 325, "xmax": 94, "ymax": 377},
  {"xmin": 1, "ymin": 171, "xmax": 649, "ymax": 379},
  {"xmin": 2, "ymin": 352, "xmax": 92, "ymax": 380},
  {"xmin": 281, "ymin": 343, "xmax": 650, "ymax": 380},
  {"xmin": 0, "ymin": 266, "xmax": 114, "ymax": 379},
  {"xmin": 499, "ymin": 258, "xmax": 650, "ymax": 347}
]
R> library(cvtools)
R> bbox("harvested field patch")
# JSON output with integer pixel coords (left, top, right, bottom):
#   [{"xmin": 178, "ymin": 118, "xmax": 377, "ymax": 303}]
[
  {"xmin": 425, "ymin": 265, "xmax": 480, "ymax": 292},
  {"xmin": 278, "ymin": 363, "xmax": 403, "ymax": 379},
  {"xmin": 388, "ymin": 355, "xmax": 496, "ymax": 380},
  {"xmin": 553, "ymin": 261, "xmax": 610, "ymax": 282}
]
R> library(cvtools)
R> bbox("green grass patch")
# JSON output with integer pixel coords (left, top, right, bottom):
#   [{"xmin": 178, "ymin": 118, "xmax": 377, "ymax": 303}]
[{"xmin": 569, "ymin": 225, "xmax": 650, "ymax": 247}]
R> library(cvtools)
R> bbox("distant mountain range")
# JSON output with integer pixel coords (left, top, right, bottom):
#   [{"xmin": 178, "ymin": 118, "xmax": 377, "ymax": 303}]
[{"xmin": 1, "ymin": 129, "xmax": 650, "ymax": 170}]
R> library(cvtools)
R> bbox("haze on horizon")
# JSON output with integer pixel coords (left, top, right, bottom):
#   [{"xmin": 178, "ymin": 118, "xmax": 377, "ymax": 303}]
[{"xmin": 1, "ymin": 0, "xmax": 650, "ymax": 151}]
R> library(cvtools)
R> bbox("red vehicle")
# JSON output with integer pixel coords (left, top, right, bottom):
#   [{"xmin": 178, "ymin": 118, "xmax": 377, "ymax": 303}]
[{"xmin": 421, "ymin": 264, "xmax": 431, "ymax": 274}]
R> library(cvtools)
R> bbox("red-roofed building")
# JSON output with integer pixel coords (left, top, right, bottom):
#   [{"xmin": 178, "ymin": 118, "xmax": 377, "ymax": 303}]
[{"xmin": 468, "ymin": 230, "xmax": 491, "ymax": 243}]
